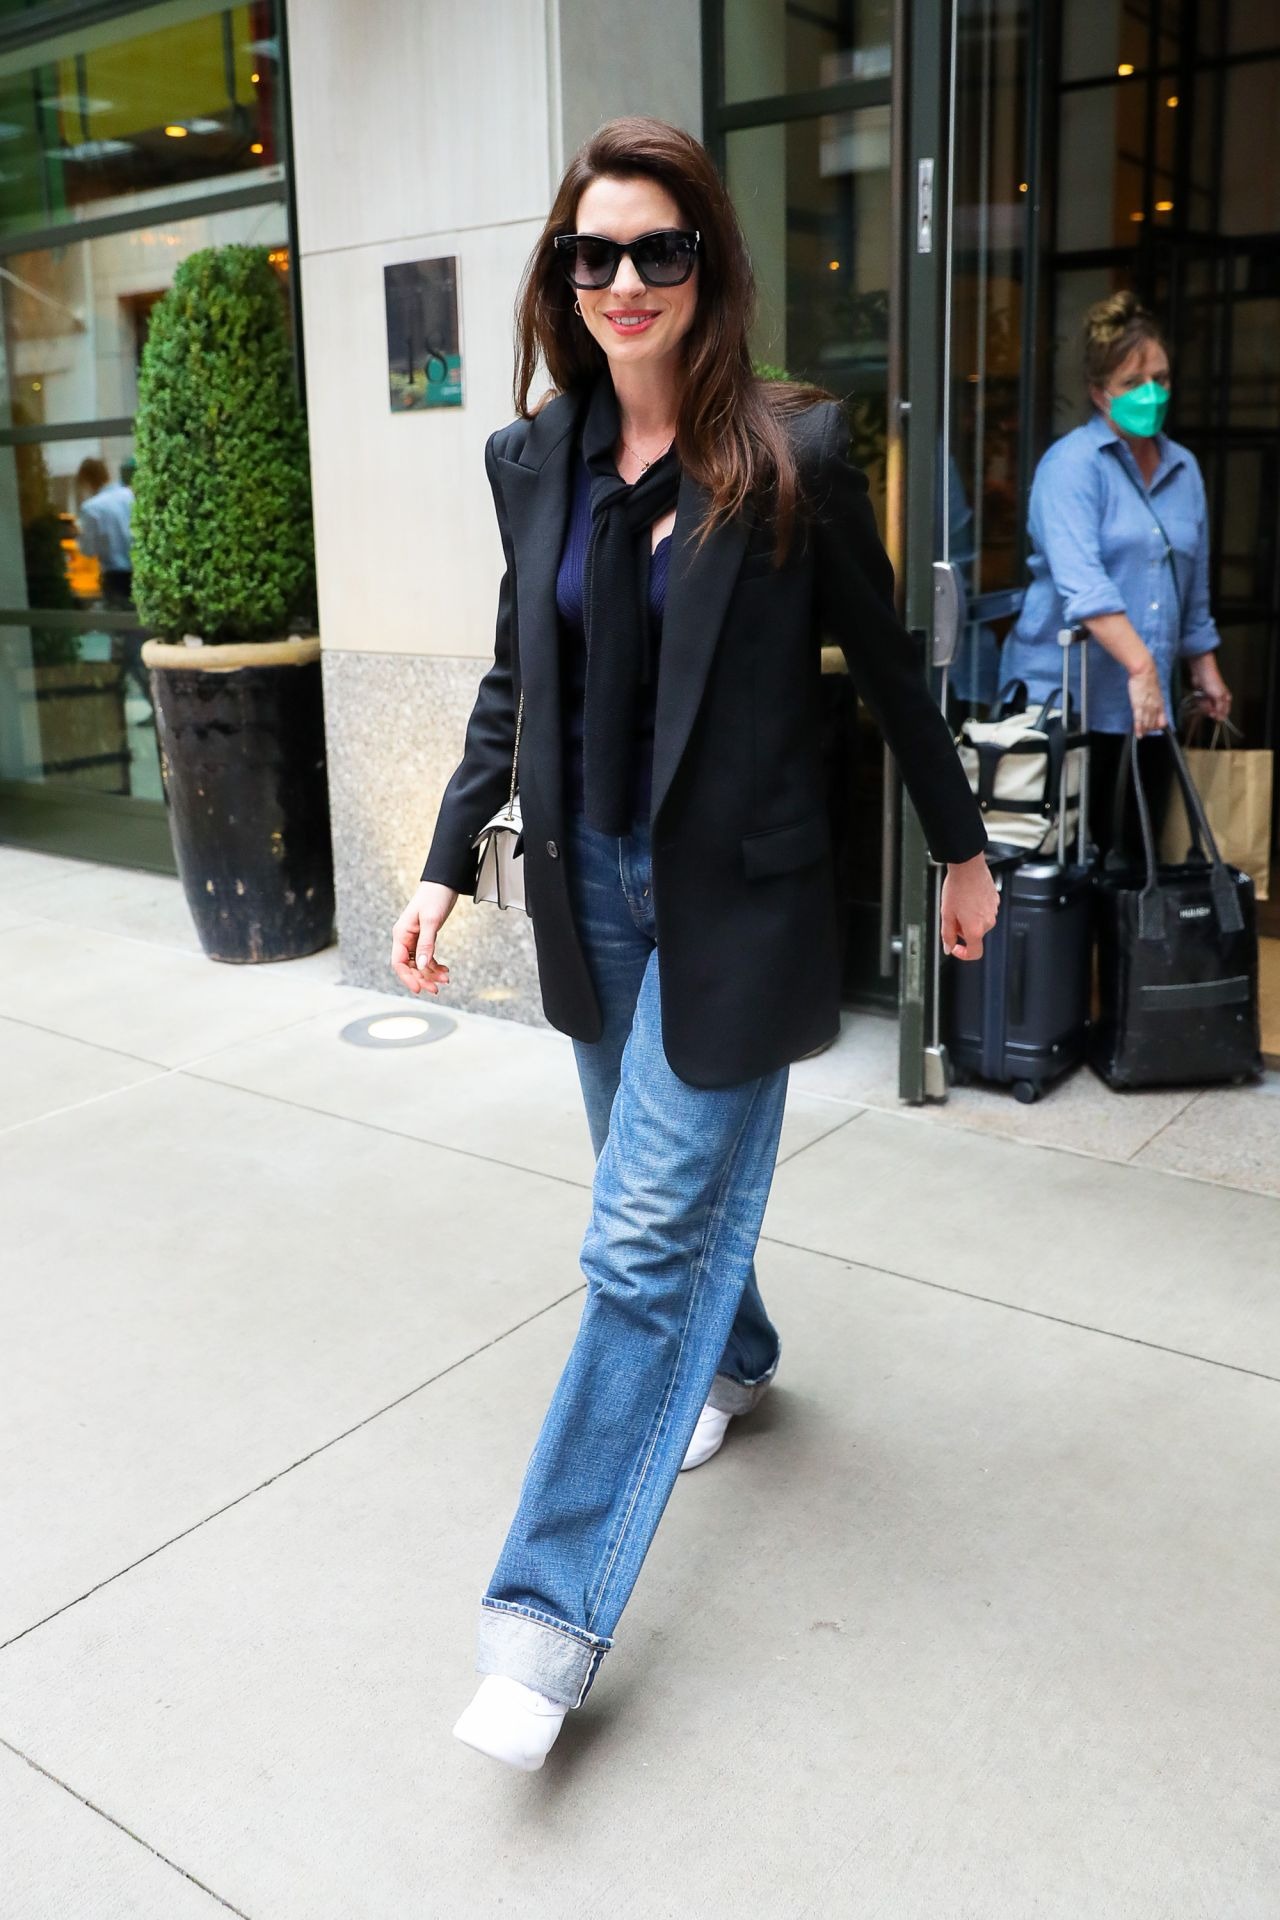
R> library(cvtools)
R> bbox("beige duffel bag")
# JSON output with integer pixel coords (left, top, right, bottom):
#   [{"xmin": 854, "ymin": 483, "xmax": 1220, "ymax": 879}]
[{"xmin": 957, "ymin": 689, "xmax": 1085, "ymax": 853}]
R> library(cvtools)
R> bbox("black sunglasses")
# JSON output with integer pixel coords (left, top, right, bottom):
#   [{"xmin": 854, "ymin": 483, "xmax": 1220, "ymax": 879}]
[{"xmin": 554, "ymin": 228, "xmax": 701, "ymax": 289}]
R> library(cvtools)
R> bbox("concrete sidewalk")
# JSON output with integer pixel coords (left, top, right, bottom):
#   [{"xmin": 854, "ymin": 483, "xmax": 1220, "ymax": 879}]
[{"xmin": 2, "ymin": 845, "xmax": 1278, "ymax": 1919}]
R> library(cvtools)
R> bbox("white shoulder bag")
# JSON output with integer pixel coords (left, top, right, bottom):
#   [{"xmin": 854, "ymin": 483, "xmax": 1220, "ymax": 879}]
[{"xmin": 470, "ymin": 692, "xmax": 529, "ymax": 913}]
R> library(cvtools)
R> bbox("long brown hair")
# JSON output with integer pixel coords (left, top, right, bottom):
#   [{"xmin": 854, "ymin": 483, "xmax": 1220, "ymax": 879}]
[
  {"xmin": 1081, "ymin": 289, "xmax": 1168, "ymax": 400},
  {"xmin": 514, "ymin": 116, "xmax": 829, "ymax": 562}
]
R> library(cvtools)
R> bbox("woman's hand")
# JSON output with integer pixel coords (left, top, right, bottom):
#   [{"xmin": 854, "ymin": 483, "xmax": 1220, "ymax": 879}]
[
  {"xmin": 1186, "ymin": 650, "xmax": 1232, "ymax": 724},
  {"xmin": 1127, "ymin": 654, "xmax": 1169, "ymax": 737},
  {"xmin": 390, "ymin": 881, "xmax": 458, "ymax": 995},
  {"xmin": 941, "ymin": 852, "xmax": 1000, "ymax": 962}
]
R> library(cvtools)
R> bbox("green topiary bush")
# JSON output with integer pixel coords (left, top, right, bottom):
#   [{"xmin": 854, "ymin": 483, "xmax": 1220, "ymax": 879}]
[{"xmin": 132, "ymin": 245, "xmax": 316, "ymax": 644}]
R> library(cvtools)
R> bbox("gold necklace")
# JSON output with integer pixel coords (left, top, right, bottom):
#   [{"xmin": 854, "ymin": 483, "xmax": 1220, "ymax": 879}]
[{"xmin": 621, "ymin": 433, "xmax": 674, "ymax": 474}]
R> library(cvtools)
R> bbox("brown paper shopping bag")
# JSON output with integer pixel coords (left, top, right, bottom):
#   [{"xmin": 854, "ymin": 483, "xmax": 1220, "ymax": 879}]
[{"xmin": 1160, "ymin": 712, "xmax": 1273, "ymax": 900}]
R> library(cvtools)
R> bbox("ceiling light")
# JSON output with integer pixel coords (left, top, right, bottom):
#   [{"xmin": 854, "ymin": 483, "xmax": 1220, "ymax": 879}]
[
  {"xmin": 1130, "ymin": 210, "xmax": 1145, "ymax": 222},
  {"xmin": 164, "ymin": 124, "xmax": 188, "ymax": 138},
  {"xmin": 1167, "ymin": 94, "xmax": 1179, "ymax": 107},
  {"xmin": 1155, "ymin": 200, "xmax": 1173, "ymax": 212},
  {"xmin": 1018, "ymin": 181, "xmax": 1028, "ymax": 192},
  {"xmin": 1117, "ymin": 62, "xmax": 1135, "ymax": 76},
  {"xmin": 250, "ymin": 141, "xmax": 264, "ymax": 154}
]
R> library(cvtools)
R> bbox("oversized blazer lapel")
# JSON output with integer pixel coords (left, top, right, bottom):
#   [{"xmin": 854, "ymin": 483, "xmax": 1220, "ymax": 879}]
[
  {"xmin": 495, "ymin": 389, "xmax": 749, "ymax": 833},
  {"xmin": 649, "ymin": 467, "xmax": 748, "ymax": 825}
]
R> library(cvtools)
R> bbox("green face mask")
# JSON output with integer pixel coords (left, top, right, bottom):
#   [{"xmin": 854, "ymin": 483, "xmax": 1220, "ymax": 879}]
[{"xmin": 1108, "ymin": 379, "xmax": 1170, "ymax": 438}]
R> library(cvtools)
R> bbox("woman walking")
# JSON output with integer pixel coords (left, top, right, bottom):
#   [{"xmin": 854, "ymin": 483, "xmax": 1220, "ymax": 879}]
[
  {"xmin": 1000, "ymin": 291, "xmax": 1231, "ymax": 854},
  {"xmin": 391, "ymin": 117, "xmax": 998, "ymax": 1771}
]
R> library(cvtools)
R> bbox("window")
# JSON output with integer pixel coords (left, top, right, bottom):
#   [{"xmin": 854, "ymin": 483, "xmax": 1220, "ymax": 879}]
[
  {"xmin": 0, "ymin": 0, "xmax": 292, "ymax": 860},
  {"xmin": 0, "ymin": 0, "xmax": 283, "ymax": 241},
  {"xmin": 705, "ymin": 1, "xmax": 896, "ymax": 1004}
]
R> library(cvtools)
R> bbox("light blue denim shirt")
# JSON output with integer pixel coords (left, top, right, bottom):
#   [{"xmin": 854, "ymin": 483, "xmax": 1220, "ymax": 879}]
[
  {"xmin": 77, "ymin": 482, "xmax": 135, "ymax": 572},
  {"xmin": 1000, "ymin": 410, "xmax": 1220, "ymax": 733}
]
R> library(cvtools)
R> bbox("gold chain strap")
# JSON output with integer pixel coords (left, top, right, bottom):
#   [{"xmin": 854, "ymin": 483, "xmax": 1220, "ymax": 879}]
[{"xmin": 507, "ymin": 691, "xmax": 524, "ymax": 813}]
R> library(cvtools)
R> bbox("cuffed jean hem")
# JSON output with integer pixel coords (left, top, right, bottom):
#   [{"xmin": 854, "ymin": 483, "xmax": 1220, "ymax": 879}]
[
  {"xmin": 706, "ymin": 1347, "xmax": 780, "ymax": 1417},
  {"xmin": 477, "ymin": 1598, "xmax": 613, "ymax": 1709}
]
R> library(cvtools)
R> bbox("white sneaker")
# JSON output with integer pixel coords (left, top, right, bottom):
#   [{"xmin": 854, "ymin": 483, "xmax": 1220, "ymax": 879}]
[
  {"xmin": 452, "ymin": 1673, "xmax": 568, "ymax": 1771},
  {"xmin": 679, "ymin": 1402, "xmax": 733, "ymax": 1471}
]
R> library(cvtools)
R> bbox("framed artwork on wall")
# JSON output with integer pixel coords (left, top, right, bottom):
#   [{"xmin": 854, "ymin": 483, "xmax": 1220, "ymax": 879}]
[{"xmin": 384, "ymin": 256, "xmax": 463, "ymax": 410}]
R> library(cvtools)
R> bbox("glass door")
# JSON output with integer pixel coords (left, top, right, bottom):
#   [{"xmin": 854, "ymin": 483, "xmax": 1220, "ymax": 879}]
[
  {"xmin": 895, "ymin": 0, "xmax": 1045, "ymax": 1100},
  {"xmin": 0, "ymin": 0, "xmax": 293, "ymax": 870},
  {"xmin": 705, "ymin": 0, "xmax": 901, "ymax": 1012}
]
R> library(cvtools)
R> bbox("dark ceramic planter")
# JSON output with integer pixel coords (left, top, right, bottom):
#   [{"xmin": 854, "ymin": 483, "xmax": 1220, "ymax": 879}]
[{"xmin": 142, "ymin": 635, "xmax": 334, "ymax": 962}]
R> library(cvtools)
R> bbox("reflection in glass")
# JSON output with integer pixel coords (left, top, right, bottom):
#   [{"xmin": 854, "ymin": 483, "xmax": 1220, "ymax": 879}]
[
  {"xmin": 1214, "ymin": 621, "xmax": 1270, "ymax": 749},
  {"xmin": 1060, "ymin": 0, "xmax": 1150, "ymax": 84},
  {"xmin": 1056, "ymin": 83, "xmax": 1147, "ymax": 250},
  {"xmin": 1203, "ymin": 0, "xmax": 1280, "ymax": 57},
  {"xmin": 1217, "ymin": 449, "xmax": 1275, "ymax": 603},
  {"xmin": 725, "ymin": 97, "xmax": 893, "ymax": 999},
  {"xmin": 1049, "ymin": 267, "xmax": 1120, "ymax": 436},
  {"xmin": 948, "ymin": 0, "xmax": 1030, "ymax": 664},
  {"xmin": 1234, "ymin": 299, "xmax": 1280, "ymax": 429},
  {"xmin": 726, "ymin": 109, "xmax": 891, "ymax": 519},
  {"xmin": 724, "ymin": 0, "xmax": 893, "ymax": 104},
  {"xmin": 1174, "ymin": 274, "xmax": 1219, "ymax": 434},
  {"xmin": 1219, "ymin": 63, "xmax": 1280, "ymax": 236},
  {"xmin": 1, "ymin": 430, "xmax": 160, "ymax": 797},
  {"xmin": 0, "ymin": 1, "xmax": 281, "ymax": 240},
  {"xmin": 1, "ymin": 205, "xmax": 289, "ymax": 440},
  {"xmin": 0, "ymin": 620, "xmax": 162, "ymax": 797},
  {"xmin": 2, "ymin": 217, "xmax": 288, "ymax": 608}
]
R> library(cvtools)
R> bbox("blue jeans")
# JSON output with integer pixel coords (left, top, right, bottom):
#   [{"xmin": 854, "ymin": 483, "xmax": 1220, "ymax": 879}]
[{"xmin": 476, "ymin": 813, "xmax": 789, "ymax": 1707}]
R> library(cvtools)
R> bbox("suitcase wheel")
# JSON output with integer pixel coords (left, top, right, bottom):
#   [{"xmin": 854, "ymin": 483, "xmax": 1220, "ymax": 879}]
[{"xmin": 1012, "ymin": 1079, "xmax": 1041, "ymax": 1105}]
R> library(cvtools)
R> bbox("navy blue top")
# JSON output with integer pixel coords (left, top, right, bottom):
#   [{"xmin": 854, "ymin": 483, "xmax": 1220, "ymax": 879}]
[{"xmin": 556, "ymin": 447, "xmax": 673, "ymax": 822}]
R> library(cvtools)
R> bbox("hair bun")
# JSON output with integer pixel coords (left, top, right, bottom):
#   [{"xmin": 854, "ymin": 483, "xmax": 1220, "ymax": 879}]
[
  {"xmin": 1079, "ymin": 288, "xmax": 1164, "ymax": 400},
  {"xmin": 1084, "ymin": 289, "xmax": 1144, "ymax": 345}
]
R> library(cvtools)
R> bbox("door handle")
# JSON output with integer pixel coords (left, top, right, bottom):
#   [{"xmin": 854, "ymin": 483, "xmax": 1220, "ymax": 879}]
[{"xmin": 931, "ymin": 560, "xmax": 968, "ymax": 669}]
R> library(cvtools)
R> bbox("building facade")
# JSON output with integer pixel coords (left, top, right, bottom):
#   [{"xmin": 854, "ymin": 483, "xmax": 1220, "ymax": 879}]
[{"xmin": 1, "ymin": 0, "xmax": 1277, "ymax": 1096}]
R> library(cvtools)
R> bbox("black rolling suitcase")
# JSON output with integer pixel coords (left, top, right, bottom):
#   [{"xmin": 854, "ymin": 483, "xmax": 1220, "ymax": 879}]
[{"xmin": 948, "ymin": 628, "xmax": 1095, "ymax": 1103}]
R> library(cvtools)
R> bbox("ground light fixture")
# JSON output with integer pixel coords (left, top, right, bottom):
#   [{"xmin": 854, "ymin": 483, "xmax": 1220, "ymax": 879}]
[{"xmin": 339, "ymin": 1010, "xmax": 456, "ymax": 1049}]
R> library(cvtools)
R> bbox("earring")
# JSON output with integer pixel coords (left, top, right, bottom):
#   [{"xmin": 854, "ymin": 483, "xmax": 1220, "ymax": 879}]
[{"xmin": 574, "ymin": 299, "xmax": 582, "ymax": 317}]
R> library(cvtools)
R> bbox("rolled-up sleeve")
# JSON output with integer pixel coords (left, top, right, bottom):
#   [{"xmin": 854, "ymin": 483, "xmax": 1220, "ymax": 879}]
[
  {"xmin": 1178, "ymin": 462, "xmax": 1220, "ymax": 658},
  {"xmin": 1032, "ymin": 447, "xmax": 1127, "ymax": 627}
]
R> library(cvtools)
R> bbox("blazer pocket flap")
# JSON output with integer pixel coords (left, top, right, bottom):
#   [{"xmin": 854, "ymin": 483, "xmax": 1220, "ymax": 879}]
[{"xmin": 742, "ymin": 813, "xmax": 828, "ymax": 880}]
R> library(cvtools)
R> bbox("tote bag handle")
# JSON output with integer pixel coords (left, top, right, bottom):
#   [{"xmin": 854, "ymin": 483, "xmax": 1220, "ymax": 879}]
[{"xmin": 1109, "ymin": 732, "xmax": 1243, "ymax": 941}]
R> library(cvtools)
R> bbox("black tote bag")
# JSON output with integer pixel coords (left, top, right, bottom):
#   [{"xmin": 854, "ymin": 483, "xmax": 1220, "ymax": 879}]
[{"xmin": 1090, "ymin": 731, "xmax": 1262, "ymax": 1090}]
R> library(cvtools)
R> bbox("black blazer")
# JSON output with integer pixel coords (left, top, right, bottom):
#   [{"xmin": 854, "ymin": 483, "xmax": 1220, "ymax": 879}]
[{"xmin": 421, "ymin": 390, "xmax": 987, "ymax": 1087}]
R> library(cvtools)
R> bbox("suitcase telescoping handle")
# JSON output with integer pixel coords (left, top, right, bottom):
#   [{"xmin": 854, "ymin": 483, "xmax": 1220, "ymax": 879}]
[{"xmin": 1057, "ymin": 626, "xmax": 1091, "ymax": 868}]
